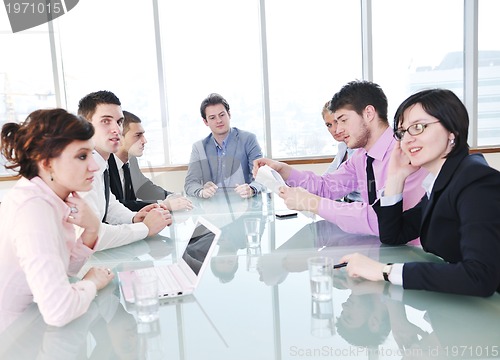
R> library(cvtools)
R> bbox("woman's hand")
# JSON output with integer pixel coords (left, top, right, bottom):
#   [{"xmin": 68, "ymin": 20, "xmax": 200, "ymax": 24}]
[
  {"xmin": 339, "ymin": 252, "xmax": 385, "ymax": 282},
  {"xmin": 65, "ymin": 192, "xmax": 100, "ymax": 248},
  {"xmin": 83, "ymin": 266, "xmax": 114, "ymax": 290},
  {"xmin": 384, "ymin": 142, "xmax": 421, "ymax": 196}
]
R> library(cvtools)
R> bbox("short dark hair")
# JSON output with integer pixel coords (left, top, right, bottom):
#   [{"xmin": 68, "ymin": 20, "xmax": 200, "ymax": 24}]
[
  {"xmin": 1, "ymin": 108, "xmax": 94, "ymax": 179},
  {"xmin": 78, "ymin": 90, "xmax": 121, "ymax": 121},
  {"xmin": 122, "ymin": 110, "xmax": 142, "ymax": 135},
  {"xmin": 336, "ymin": 294, "xmax": 390, "ymax": 347},
  {"xmin": 329, "ymin": 80, "xmax": 388, "ymax": 124},
  {"xmin": 200, "ymin": 93, "xmax": 230, "ymax": 119},
  {"xmin": 393, "ymin": 88, "xmax": 469, "ymax": 158}
]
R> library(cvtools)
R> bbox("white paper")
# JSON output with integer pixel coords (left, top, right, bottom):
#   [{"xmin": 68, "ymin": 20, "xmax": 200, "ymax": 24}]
[{"xmin": 255, "ymin": 165, "xmax": 288, "ymax": 194}]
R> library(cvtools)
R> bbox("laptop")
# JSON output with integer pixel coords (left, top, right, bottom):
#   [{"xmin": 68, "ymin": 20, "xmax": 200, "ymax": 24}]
[{"xmin": 118, "ymin": 217, "xmax": 221, "ymax": 302}]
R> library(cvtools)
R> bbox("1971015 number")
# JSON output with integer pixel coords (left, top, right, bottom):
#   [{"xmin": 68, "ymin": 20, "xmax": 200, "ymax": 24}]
[{"xmin": 6, "ymin": 2, "xmax": 62, "ymax": 14}]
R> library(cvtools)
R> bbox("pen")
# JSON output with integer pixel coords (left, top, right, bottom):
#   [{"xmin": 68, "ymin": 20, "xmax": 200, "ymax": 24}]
[{"xmin": 333, "ymin": 262, "xmax": 347, "ymax": 269}]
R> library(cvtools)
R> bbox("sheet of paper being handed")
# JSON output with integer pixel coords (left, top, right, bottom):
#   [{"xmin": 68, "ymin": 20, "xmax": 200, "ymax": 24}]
[{"xmin": 255, "ymin": 165, "xmax": 288, "ymax": 194}]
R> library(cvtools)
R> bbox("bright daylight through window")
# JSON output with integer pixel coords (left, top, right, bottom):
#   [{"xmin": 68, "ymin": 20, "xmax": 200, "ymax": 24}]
[{"xmin": 1, "ymin": 0, "xmax": 499, "ymax": 176}]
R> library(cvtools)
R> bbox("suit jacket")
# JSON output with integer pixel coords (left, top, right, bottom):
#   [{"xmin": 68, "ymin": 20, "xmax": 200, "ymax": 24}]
[
  {"xmin": 373, "ymin": 148, "xmax": 500, "ymax": 296},
  {"xmin": 184, "ymin": 127, "xmax": 263, "ymax": 197},
  {"xmin": 108, "ymin": 154, "xmax": 154, "ymax": 212},
  {"xmin": 129, "ymin": 156, "xmax": 171, "ymax": 201},
  {"xmin": 324, "ymin": 142, "xmax": 362, "ymax": 202}
]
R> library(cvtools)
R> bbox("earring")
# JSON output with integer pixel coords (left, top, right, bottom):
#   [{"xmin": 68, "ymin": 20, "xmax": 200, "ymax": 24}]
[
  {"xmin": 449, "ymin": 139, "xmax": 455, "ymax": 145},
  {"xmin": 50, "ymin": 173, "xmax": 54, "ymax": 181}
]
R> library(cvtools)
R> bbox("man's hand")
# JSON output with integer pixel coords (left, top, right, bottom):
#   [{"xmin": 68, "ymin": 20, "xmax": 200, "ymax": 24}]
[
  {"xmin": 163, "ymin": 194, "xmax": 193, "ymax": 211},
  {"xmin": 133, "ymin": 203, "xmax": 166, "ymax": 223},
  {"xmin": 200, "ymin": 181, "xmax": 218, "ymax": 199},
  {"xmin": 252, "ymin": 158, "xmax": 292, "ymax": 180},
  {"xmin": 234, "ymin": 183, "xmax": 254, "ymax": 198},
  {"xmin": 142, "ymin": 207, "xmax": 172, "ymax": 236},
  {"xmin": 279, "ymin": 186, "xmax": 320, "ymax": 213}
]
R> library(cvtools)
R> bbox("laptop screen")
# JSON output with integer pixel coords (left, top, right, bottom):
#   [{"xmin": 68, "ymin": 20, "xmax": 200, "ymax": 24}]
[{"xmin": 181, "ymin": 222, "xmax": 217, "ymax": 276}]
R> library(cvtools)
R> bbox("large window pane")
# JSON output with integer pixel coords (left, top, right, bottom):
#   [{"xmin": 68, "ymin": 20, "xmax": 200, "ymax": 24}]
[
  {"xmin": 56, "ymin": 0, "xmax": 163, "ymax": 165},
  {"xmin": 158, "ymin": 0, "xmax": 264, "ymax": 164},
  {"xmin": 373, "ymin": 0, "xmax": 464, "ymax": 120},
  {"xmin": 478, "ymin": 0, "xmax": 500, "ymax": 146},
  {"xmin": 0, "ymin": 16, "xmax": 55, "ymax": 175},
  {"xmin": 266, "ymin": 0, "xmax": 362, "ymax": 159}
]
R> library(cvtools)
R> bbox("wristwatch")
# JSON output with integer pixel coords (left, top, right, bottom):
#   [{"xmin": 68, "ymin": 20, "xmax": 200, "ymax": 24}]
[{"xmin": 382, "ymin": 263, "xmax": 394, "ymax": 282}]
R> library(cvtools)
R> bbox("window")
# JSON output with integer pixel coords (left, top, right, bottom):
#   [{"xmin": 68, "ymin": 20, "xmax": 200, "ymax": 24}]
[
  {"xmin": 57, "ymin": 0, "xmax": 162, "ymax": 164},
  {"xmin": 0, "ymin": 16, "xmax": 56, "ymax": 175},
  {"xmin": 157, "ymin": 0, "xmax": 264, "ymax": 164},
  {"xmin": 266, "ymin": 0, "xmax": 362, "ymax": 158},
  {"xmin": 1, "ymin": 0, "xmax": 500, "ymax": 177},
  {"xmin": 478, "ymin": 0, "xmax": 500, "ymax": 146},
  {"xmin": 372, "ymin": 0, "xmax": 464, "ymax": 119}
]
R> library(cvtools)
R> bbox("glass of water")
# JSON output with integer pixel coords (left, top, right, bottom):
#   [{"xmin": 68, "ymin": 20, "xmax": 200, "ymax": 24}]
[
  {"xmin": 244, "ymin": 217, "xmax": 262, "ymax": 248},
  {"xmin": 133, "ymin": 273, "xmax": 160, "ymax": 323},
  {"xmin": 308, "ymin": 257, "xmax": 333, "ymax": 301}
]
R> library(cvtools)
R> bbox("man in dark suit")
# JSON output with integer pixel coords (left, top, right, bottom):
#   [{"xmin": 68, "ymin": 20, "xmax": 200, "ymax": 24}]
[{"xmin": 109, "ymin": 110, "xmax": 192, "ymax": 212}]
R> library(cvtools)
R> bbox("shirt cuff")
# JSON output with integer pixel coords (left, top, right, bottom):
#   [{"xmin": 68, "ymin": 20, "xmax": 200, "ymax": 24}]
[
  {"xmin": 380, "ymin": 192, "xmax": 403, "ymax": 207},
  {"xmin": 388, "ymin": 263, "xmax": 404, "ymax": 286}
]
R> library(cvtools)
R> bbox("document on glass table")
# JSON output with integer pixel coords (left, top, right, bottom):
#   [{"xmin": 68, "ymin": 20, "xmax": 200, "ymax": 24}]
[{"xmin": 255, "ymin": 165, "xmax": 288, "ymax": 194}]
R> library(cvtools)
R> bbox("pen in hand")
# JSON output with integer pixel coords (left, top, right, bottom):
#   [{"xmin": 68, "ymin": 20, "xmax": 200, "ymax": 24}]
[{"xmin": 333, "ymin": 262, "xmax": 347, "ymax": 269}]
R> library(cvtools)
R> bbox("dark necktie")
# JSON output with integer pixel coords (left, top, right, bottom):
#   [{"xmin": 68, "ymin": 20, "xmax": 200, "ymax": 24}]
[
  {"xmin": 122, "ymin": 163, "xmax": 136, "ymax": 200},
  {"xmin": 366, "ymin": 155, "xmax": 376, "ymax": 205},
  {"xmin": 103, "ymin": 168, "xmax": 110, "ymax": 223}
]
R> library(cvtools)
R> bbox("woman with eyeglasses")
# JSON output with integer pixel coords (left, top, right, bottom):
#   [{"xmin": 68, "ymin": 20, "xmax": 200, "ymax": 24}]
[{"xmin": 339, "ymin": 89, "xmax": 500, "ymax": 297}]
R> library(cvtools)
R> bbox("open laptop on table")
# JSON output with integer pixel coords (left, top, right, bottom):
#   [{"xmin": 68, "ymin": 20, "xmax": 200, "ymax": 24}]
[{"xmin": 118, "ymin": 217, "xmax": 221, "ymax": 302}]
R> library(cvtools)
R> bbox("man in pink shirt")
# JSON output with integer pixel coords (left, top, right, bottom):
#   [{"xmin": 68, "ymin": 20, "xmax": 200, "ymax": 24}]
[{"xmin": 254, "ymin": 81, "xmax": 428, "ymax": 235}]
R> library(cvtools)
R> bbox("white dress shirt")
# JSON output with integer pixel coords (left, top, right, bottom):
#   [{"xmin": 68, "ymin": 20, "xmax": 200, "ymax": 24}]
[
  {"xmin": 77, "ymin": 152, "xmax": 149, "ymax": 251},
  {"xmin": 112, "ymin": 153, "xmax": 127, "ymax": 193}
]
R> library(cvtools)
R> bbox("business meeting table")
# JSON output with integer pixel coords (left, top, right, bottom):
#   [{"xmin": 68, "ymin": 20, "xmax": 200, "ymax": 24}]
[{"xmin": 2, "ymin": 190, "xmax": 500, "ymax": 360}]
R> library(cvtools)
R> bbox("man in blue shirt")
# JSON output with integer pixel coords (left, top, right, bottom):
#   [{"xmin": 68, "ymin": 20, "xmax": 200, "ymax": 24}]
[{"xmin": 184, "ymin": 93, "xmax": 263, "ymax": 199}]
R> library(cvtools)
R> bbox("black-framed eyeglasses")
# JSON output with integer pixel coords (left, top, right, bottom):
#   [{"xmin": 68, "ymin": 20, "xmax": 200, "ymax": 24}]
[{"xmin": 393, "ymin": 121, "xmax": 440, "ymax": 141}]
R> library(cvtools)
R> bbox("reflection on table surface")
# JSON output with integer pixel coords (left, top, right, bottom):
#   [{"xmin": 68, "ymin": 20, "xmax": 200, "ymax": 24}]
[{"xmin": 2, "ymin": 191, "xmax": 500, "ymax": 359}]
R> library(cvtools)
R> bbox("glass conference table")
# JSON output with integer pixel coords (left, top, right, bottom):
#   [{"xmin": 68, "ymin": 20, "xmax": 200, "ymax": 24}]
[{"xmin": 2, "ymin": 191, "xmax": 500, "ymax": 360}]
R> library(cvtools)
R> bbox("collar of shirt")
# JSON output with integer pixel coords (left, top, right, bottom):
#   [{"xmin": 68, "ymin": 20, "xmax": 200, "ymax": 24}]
[
  {"xmin": 213, "ymin": 128, "xmax": 233, "ymax": 154},
  {"xmin": 422, "ymin": 172, "xmax": 437, "ymax": 199},
  {"xmin": 93, "ymin": 151, "xmax": 108, "ymax": 175},
  {"xmin": 112, "ymin": 154, "xmax": 127, "ymax": 186},
  {"xmin": 364, "ymin": 127, "xmax": 394, "ymax": 161},
  {"xmin": 113, "ymin": 154, "xmax": 125, "ymax": 169},
  {"xmin": 29, "ymin": 176, "xmax": 72, "ymax": 217}
]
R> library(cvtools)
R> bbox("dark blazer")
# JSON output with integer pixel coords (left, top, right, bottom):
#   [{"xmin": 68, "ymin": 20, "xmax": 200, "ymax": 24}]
[
  {"xmin": 373, "ymin": 148, "xmax": 500, "ymax": 296},
  {"xmin": 107, "ymin": 154, "xmax": 154, "ymax": 212},
  {"xmin": 128, "ymin": 156, "xmax": 171, "ymax": 201}
]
